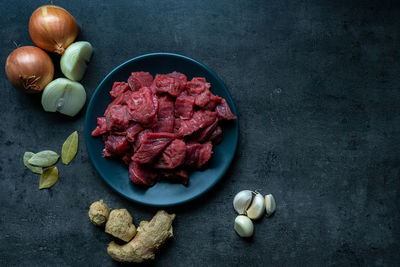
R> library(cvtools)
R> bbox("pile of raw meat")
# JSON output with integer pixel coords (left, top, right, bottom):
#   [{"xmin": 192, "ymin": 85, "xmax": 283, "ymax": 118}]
[{"xmin": 92, "ymin": 71, "xmax": 236, "ymax": 187}]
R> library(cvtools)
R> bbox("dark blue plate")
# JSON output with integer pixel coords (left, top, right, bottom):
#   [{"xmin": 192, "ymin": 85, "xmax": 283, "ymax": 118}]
[{"xmin": 84, "ymin": 53, "xmax": 238, "ymax": 206}]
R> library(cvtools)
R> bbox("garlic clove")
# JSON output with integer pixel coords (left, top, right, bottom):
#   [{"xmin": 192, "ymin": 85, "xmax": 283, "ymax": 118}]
[
  {"xmin": 234, "ymin": 215, "xmax": 254, "ymax": 237},
  {"xmin": 42, "ymin": 78, "xmax": 86, "ymax": 117},
  {"xmin": 60, "ymin": 41, "xmax": 93, "ymax": 81},
  {"xmin": 265, "ymin": 194, "xmax": 276, "ymax": 217},
  {"xmin": 233, "ymin": 190, "xmax": 253, "ymax": 215},
  {"xmin": 246, "ymin": 192, "xmax": 265, "ymax": 220}
]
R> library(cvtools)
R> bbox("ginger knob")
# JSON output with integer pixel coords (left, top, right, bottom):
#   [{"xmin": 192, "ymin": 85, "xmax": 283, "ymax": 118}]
[{"xmin": 88, "ymin": 200, "xmax": 110, "ymax": 227}]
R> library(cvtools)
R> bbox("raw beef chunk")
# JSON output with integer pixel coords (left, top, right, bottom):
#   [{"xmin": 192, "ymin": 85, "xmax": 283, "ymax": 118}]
[
  {"xmin": 129, "ymin": 161, "xmax": 157, "ymax": 186},
  {"xmin": 110, "ymin": 82, "xmax": 130, "ymax": 99},
  {"xmin": 105, "ymin": 105, "xmax": 130, "ymax": 131},
  {"xmin": 92, "ymin": 117, "xmax": 107, "ymax": 136},
  {"xmin": 126, "ymin": 87, "xmax": 159, "ymax": 125},
  {"xmin": 154, "ymin": 139, "xmax": 186, "ymax": 169},
  {"xmin": 185, "ymin": 142, "xmax": 213, "ymax": 168},
  {"xmin": 186, "ymin": 77, "xmax": 210, "ymax": 94},
  {"xmin": 126, "ymin": 123, "xmax": 143, "ymax": 143},
  {"xmin": 209, "ymin": 126, "xmax": 223, "ymax": 144},
  {"xmin": 132, "ymin": 132, "xmax": 176, "ymax": 164},
  {"xmin": 133, "ymin": 129, "xmax": 153, "ymax": 151},
  {"xmin": 103, "ymin": 135, "xmax": 130, "ymax": 157},
  {"xmin": 160, "ymin": 168, "xmax": 189, "ymax": 186},
  {"xmin": 152, "ymin": 72, "xmax": 187, "ymax": 97},
  {"xmin": 155, "ymin": 95, "xmax": 175, "ymax": 133},
  {"xmin": 216, "ymin": 98, "xmax": 237, "ymax": 120},
  {"xmin": 175, "ymin": 94, "xmax": 195, "ymax": 119},
  {"xmin": 128, "ymin": 72, "xmax": 153, "ymax": 91},
  {"xmin": 190, "ymin": 118, "xmax": 218, "ymax": 142},
  {"xmin": 178, "ymin": 110, "xmax": 217, "ymax": 136}
]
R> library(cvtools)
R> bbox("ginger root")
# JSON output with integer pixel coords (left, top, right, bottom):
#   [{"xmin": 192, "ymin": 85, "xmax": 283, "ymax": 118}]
[
  {"xmin": 88, "ymin": 200, "xmax": 110, "ymax": 227},
  {"xmin": 105, "ymin": 209, "xmax": 137, "ymax": 242},
  {"xmin": 107, "ymin": 210, "xmax": 175, "ymax": 263}
]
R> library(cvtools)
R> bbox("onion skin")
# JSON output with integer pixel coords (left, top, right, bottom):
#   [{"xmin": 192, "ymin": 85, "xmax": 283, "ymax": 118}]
[
  {"xmin": 5, "ymin": 46, "xmax": 54, "ymax": 94},
  {"xmin": 29, "ymin": 5, "xmax": 78, "ymax": 55}
]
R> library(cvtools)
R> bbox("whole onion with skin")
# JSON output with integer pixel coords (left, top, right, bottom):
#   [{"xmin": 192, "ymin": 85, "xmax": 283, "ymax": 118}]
[
  {"xmin": 29, "ymin": 5, "xmax": 78, "ymax": 55},
  {"xmin": 5, "ymin": 46, "xmax": 54, "ymax": 93}
]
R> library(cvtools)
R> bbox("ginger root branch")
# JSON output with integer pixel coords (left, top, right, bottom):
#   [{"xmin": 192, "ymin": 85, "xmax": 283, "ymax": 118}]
[{"xmin": 107, "ymin": 210, "xmax": 175, "ymax": 263}]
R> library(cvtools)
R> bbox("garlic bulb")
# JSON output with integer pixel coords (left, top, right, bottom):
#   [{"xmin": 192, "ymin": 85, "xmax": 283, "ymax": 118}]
[
  {"xmin": 41, "ymin": 78, "xmax": 86, "ymax": 117},
  {"xmin": 233, "ymin": 190, "xmax": 253, "ymax": 214},
  {"xmin": 246, "ymin": 193, "xmax": 265, "ymax": 220},
  {"xmin": 234, "ymin": 215, "xmax": 254, "ymax": 237},
  {"xmin": 60, "ymin": 41, "xmax": 93, "ymax": 81},
  {"xmin": 265, "ymin": 194, "xmax": 276, "ymax": 216}
]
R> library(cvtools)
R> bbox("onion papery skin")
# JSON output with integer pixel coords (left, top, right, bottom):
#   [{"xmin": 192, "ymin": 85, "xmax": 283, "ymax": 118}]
[
  {"xmin": 5, "ymin": 46, "xmax": 54, "ymax": 94},
  {"xmin": 29, "ymin": 5, "xmax": 78, "ymax": 55}
]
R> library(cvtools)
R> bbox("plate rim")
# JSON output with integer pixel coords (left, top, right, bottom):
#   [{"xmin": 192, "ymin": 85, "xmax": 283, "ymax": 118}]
[{"xmin": 84, "ymin": 52, "xmax": 238, "ymax": 206}]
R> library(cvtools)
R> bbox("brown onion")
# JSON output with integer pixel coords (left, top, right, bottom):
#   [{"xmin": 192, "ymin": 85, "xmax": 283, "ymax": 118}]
[
  {"xmin": 5, "ymin": 46, "xmax": 54, "ymax": 93},
  {"xmin": 29, "ymin": 5, "xmax": 78, "ymax": 55}
]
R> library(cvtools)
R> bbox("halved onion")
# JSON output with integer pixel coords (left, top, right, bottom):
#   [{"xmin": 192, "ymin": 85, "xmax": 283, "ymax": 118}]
[
  {"xmin": 29, "ymin": 5, "xmax": 78, "ymax": 54},
  {"xmin": 5, "ymin": 46, "xmax": 54, "ymax": 93},
  {"xmin": 42, "ymin": 78, "xmax": 86, "ymax": 117},
  {"xmin": 60, "ymin": 41, "xmax": 93, "ymax": 81}
]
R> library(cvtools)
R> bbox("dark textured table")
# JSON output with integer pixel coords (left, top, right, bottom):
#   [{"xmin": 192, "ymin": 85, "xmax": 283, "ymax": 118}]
[{"xmin": 1, "ymin": 0, "xmax": 399, "ymax": 266}]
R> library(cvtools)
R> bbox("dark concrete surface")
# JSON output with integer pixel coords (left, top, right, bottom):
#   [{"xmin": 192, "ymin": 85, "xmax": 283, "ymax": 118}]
[{"xmin": 0, "ymin": 0, "xmax": 399, "ymax": 266}]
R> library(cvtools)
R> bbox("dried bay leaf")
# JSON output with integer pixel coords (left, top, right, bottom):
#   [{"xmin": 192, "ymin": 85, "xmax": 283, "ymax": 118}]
[
  {"xmin": 39, "ymin": 166, "xmax": 59, "ymax": 189},
  {"xmin": 23, "ymin": 152, "xmax": 43, "ymax": 174},
  {"xmin": 28, "ymin": 150, "xmax": 59, "ymax": 167},
  {"xmin": 61, "ymin": 131, "xmax": 78, "ymax": 164}
]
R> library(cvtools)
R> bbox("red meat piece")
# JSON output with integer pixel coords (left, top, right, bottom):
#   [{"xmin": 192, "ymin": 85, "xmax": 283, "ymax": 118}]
[
  {"xmin": 186, "ymin": 77, "xmax": 210, "ymax": 94},
  {"xmin": 129, "ymin": 161, "xmax": 157, "ymax": 186},
  {"xmin": 126, "ymin": 123, "xmax": 143, "ymax": 143},
  {"xmin": 103, "ymin": 135, "xmax": 130, "ymax": 157},
  {"xmin": 174, "ymin": 118, "xmax": 182, "ymax": 134},
  {"xmin": 175, "ymin": 94, "xmax": 195, "ymax": 119},
  {"xmin": 185, "ymin": 141, "xmax": 213, "ymax": 168},
  {"xmin": 160, "ymin": 168, "xmax": 189, "ymax": 186},
  {"xmin": 186, "ymin": 77, "xmax": 222, "ymax": 109},
  {"xmin": 209, "ymin": 126, "xmax": 223, "ymax": 144},
  {"xmin": 190, "ymin": 118, "xmax": 218, "ymax": 142},
  {"xmin": 105, "ymin": 105, "xmax": 130, "ymax": 131},
  {"xmin": 133, "ymin": 129, "xmax": 153, "ymax": 151},
  {"xmin": 131, "ymin": 132, "xmax": 176, "ymax": 164},
  {"xmin": 126, "ymin": 87, "xmax": 159, "ymax": 126},
  {"xmin": 216, "ymin": 99, "xmax": 236, "ymax": 120},
  {"xmin": 127, "ymin": 72, "xmax": 153, "ymax": 91},
  {"xmin": 91, "ymin": 117, "xmax": 107, "ymax": 136},
  {"xmin": 178, "ymin": 110, "xmax": 217, "ymax": 136},
  {"xmin": 110, "ymin": 82, "xmax": 130, "ymax": 99},
  {"xmin": 154, "ymin": 139, "xmax": 186, "ymax": 169},
  {"xmin": 152, "ymin": 72, "xmax": 187, "ymax": 97},
  {"xmin": 155, "ymin": 95, "xmax": 175, "ymax": 133}
]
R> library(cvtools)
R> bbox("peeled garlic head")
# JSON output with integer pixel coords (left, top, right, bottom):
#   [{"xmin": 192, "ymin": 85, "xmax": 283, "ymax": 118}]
[
  {"xmin": 42, "ymin": 78, "xmax": 86, "ymax": 117},
  {"xmin": 234, "ymin": 215, "xmax": 254, "ymax": 237},
  {"xmin": 60, "ymin": 41, "xmax": 93, "ymax": 81},
  {"xmin": 265, "ymin": 194, "xmax": 276, "ymax": 216},
  {"xmin": 233, "ymin": 190, "xmax": 253, "ymax": 214},
  {"xmin": 246, "ymin": 192, "xmax": 265, "ymax": 220}
]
